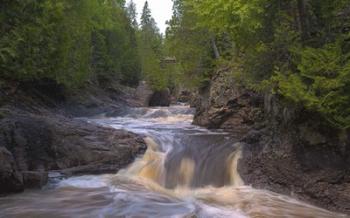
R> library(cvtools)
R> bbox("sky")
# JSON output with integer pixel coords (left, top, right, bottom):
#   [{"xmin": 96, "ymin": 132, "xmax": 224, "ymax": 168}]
[{"xmin": 128, "ymin": 0, "xmax": 173, "ymax": 34}]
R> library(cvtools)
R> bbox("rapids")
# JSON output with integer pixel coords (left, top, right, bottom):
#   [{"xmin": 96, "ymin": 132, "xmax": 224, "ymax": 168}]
[{"xmin": 0, "ymin": 105, "xmax": 347, "ymax": 218}]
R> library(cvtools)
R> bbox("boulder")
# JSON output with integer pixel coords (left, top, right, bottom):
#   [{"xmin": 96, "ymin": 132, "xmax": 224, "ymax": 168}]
[
  {"xmin": 148, "ymin": 89, "xmax": 171, "ymax": 107},
  {"xmin": 135, "ymin": 81, "xmax": 153, "ymax": 107}
]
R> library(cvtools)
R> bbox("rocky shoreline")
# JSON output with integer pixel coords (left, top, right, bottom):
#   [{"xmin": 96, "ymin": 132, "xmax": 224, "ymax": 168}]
[
  {"xmin": 0, "ymin": 80, "xmax": 147, "ymax": 195},
  {"xmin": 192, "ymin": 69, "xmax": 350, "ymax": 214}
]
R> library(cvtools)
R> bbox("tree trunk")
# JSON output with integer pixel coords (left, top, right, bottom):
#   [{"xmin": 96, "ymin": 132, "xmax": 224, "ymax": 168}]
[
  {"xmin": 211, "ymin": 37, "xmax": 220, "ymax": 59},
  {"xmin": 297, "ymin": 0, "xmax": 310, "ymax": 42}
]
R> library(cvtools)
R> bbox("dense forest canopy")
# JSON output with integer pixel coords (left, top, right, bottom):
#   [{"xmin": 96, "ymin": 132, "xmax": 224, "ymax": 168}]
[
  {"xmin": 0, "ymin": 0, "xmax": 174, "ymax": 90},
  {"xmin": 165, "ymin": 0, "xmax": 350, "ymax": 129},
  {"xmin": 0, "ymin": 0, "xmax": 140, "ymax": 87},
  {"xmin": 1, "ymin": 0, "xmax": 350, "ymax": 128}
]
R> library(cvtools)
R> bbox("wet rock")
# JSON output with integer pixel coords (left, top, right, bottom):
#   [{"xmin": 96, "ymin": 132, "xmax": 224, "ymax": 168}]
[
  {"xmin": 135, "ymin": 81, "xmax": 153, "ymax": 107},
  {"xmin": 148, "ymin": 89, "xmax": 171, "ymax": 107},
  {"xmin": 23, "ymin": 171, "xmax": 48, "ymax": 189},
  {"xmin": 0, "ymin": 79, "xmax": 147, "ymax": 195},
  {"xmin": 135, "ymin": 81, "xmax": 172, "ymax": 107},
  {"xmin": 0, "ymin": 113, "xmax": 146, "ymax": 195},
  {"xmin": 0, "ymin": 147, "xmax": 24, "ymax": 194}
]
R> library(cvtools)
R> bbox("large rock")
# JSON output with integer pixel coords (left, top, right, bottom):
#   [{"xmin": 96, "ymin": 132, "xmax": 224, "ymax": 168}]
[
  {"xmin": 148, "ymin": 89, "xmax": 171, "ymax": 107},
  {"xmin": 0, "ymin": 111, "xmax": 146, "ymax": 195},
  {"xmin": 192, "ymin": 68, "xmax": 350, "ymax": 214},
  {"xmin": 135, "ymin": 81, "xmax": 171, "ymax": 107},
  {"xmin": 135, "ymin": 81, "xmax": 153, "ymax": 107},
  {"xmin": 192, "ymin": 69, "xmax": 263, "ymax": 136},
  {"xmin": 238, "ymin": 95, "xmax": 350, "ymax": 214},
  {"xmin": 0, "ymin": 79, "xmax": 147, "ymax": 195},
  {"xmin": 64, "ymin": 81, "xmax": 141, "ymax": 117},
  {"xmin": 0, "ymin": 146, "xmax": 23, "ymax": 194}
]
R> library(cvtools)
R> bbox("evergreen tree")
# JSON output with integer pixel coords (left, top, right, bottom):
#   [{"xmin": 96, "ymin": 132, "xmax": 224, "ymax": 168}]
[
  {"xmin": 126, "ymin": 0, "xmax": 138, "ymax": 29},
  {"xmin": 138, "ymin": 1, "xmax": 165, "ymax": 90},
  {"xmin": 0, "ymin": 0, "xmax": 142, "ymax": 87},
  {"xmin": 140, "ymin": 1, "xmax": 152, "ymax": 28}
]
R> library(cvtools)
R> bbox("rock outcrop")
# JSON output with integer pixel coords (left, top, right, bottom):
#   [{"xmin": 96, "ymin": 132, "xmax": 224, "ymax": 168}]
[
  {"xmin": 193, "ymin": 69, "xmax": 264, "ymax": 136},
  {"xmin": 239, "ymin": 95, "xmax": 350, "ymax": 214},
  {"xmin": 0, "ymin": 80, "xmax": 147, "ymax": 195},
  {"xmin": 135, "ymin": 81, "xmax": 154, "ymax": 107},
  {"xmin": 148, "ymin": 89, "xmax": 171, "ymax": 107},
  {"xmin": 135, "ymin": 81, "xmax": 171, "ymax": 107},
  {"xmin": 177, "ymin": 90, "xmax": 193, "ymax": 104},
  {"xmin": 192, "ymin": 68, "xmax": 350, "ymax": 214}
]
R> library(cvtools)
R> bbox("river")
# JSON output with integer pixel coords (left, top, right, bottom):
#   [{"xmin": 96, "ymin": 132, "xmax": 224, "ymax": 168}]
[{"xmin": 0, "ymin": 105, "xmax": 346, "ymax": 217}]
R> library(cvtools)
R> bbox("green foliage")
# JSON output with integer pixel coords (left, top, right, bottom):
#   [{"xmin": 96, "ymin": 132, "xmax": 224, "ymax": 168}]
[
  {"xmin": 274, "ymin": 41, "xmax": 350, "ymax": 128},
  {"xmin": 165, "ymin": 0, "xmax": 215, "ymax": 88},
  {"xmin": 166, "ymin": 0, "xmax": 350, "ymax": 128},
  {"xmin": 0, "ymin": 0, "xmax": 142, "ymax": 87},
  {"xmin": 186, "ymin": 0, "xmax": 268, "ymax": 47},
  {"xmin": 138, "ymin": 1, "xmax": 167, "ymax": 91},
  {"xmin": 126, "ymin": 0, "xmax": 138, "ymax": 29}
]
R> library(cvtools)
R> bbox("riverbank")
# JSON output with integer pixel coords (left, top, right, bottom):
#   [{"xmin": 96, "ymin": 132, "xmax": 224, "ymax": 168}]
[
  {"xmin": 0, "ymin": 79, "xmax": 147, "ymax": 195},
  {"xmin": 192, "ymin": 68, "xmax": 350, "ymax": 214}
]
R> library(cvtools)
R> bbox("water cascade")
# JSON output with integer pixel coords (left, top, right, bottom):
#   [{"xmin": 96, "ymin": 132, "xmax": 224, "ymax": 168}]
[{"xmin": 0, "ymin": 106, "xmax": 346, "ymax": 217}]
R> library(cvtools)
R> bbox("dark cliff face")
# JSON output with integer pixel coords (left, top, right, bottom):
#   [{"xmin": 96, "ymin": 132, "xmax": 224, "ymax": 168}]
[{"xmin": 192, "ymin": 69, "xmax": 350, "ymax": 214}]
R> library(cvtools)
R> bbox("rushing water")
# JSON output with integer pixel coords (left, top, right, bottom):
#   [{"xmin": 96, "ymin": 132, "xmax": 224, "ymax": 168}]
[{"xmin": 0, "ymin": 106, "xmax": 347, "ymax": 218}]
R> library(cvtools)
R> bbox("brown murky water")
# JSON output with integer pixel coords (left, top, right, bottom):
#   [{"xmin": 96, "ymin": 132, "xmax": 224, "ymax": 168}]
[{"xmin": 0, "ymin": 106, "xmax": 347, "ymax": 218}]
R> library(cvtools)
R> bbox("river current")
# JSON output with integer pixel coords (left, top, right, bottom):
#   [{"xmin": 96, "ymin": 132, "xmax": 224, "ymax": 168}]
[{"xmin": 0, "ymin": 106, "xmax": 346, "ymax": 217}]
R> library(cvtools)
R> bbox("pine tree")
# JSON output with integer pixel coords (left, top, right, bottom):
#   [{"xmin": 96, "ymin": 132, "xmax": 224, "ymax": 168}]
[
  {"xmin": 126, "ymin": 0, "xmax": 138, "ymax": 29},
  {"xmin": 138, "ymin": 1, "xmax": 166, "ymax": 90},
  {"xmin": 140, "ymin": 1, "xmax": 152, "ymax": 28}
]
